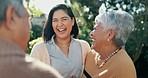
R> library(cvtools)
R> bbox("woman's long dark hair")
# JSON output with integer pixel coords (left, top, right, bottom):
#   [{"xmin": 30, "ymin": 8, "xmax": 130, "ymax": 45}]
[{"xmin": 42, "ymin": 4, "xmax": 79, "ymax": 42}]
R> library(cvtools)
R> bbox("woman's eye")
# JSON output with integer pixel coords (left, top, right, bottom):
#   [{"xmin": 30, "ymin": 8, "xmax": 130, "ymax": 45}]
[
  {"xmin": 52, "ymin": 19, "xmax": 57, "ymax": 22},
  {"xmin": 62, "ymin": 18, "xmax": 68, "ymax": 21},
  {"xmin": 93, "ymin": 28, "xmax": 96, "ymax": 30}
]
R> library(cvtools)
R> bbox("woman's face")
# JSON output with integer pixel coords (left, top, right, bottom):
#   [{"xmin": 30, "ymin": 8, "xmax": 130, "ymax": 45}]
[
  {"xmin": 90, "ymin": 21, "xmax": 109, "ymax": 52},
  {"xmin": 52, "ymin": 9, "xmax": 74, "ymax": 40}
]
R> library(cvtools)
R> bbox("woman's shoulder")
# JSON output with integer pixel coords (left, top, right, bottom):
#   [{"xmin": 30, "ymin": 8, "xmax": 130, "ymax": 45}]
[
  {"xmin": 33, "ymin": 41, "xmax": 45, "ymax": 47},
  {"xmin": 74, "ymin": 39, "xmax": 89, "ymax": 45},
  {"xmin": 87, "ymin": 50, "xmax": 98, "ymax": 57},
  {"xmin": 31, "ymin": 41, "xmax": 47, "ymax": 52},
  {"xmin": 30, "ymin": 41, "xmax": 49, "ymax": 60},
  {"xmin": 74, "ymin": 39, "xmax": 87, "ymax": 42}
]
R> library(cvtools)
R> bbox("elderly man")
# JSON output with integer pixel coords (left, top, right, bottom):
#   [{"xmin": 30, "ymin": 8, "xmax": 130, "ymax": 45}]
[{"xmin": 0, "ymin": 0, "xmax": 62, "ymax": 78}]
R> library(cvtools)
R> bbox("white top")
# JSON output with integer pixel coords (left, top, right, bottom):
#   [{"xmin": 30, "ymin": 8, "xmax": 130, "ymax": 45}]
[{"xmin": 46, "ymin": 36, "xmax": 83, "ymax": 78}]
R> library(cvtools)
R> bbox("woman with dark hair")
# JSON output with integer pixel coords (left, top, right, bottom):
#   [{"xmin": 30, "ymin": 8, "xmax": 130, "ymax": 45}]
[{"xmin": 30, "ymin": 4, "xmax": 91, "ymax": 78}]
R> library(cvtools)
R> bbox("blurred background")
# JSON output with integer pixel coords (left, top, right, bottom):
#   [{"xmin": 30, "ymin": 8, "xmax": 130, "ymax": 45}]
[{"xmin": 25, "ymin": 0, "xmax": 148, "ymax": 78}]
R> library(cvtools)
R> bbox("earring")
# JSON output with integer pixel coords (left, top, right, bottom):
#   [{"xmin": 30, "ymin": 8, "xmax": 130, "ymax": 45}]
[{"xmin": 107, "ymin": 39, "xmax": 110, "ymax": 41}]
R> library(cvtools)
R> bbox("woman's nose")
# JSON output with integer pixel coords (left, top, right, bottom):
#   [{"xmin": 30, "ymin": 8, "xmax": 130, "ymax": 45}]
[{"xmin": 57, "ymin": 21, "xmax": 63, "ymax": 27}]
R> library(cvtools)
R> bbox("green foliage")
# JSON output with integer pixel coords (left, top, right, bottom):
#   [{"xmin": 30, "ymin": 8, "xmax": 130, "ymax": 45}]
[
  {"xmin": 29, "ymin": 6, "xmax": 43, "ymax": 16},
  {"xmin": 69, "ymin": 1, "xmax": 96, "ymax": 44},
  {"xmin": 30, "ymin": 25, "xmax": 43, "ymax": 41},
  {"xmin": 25, "ymin": 0, "xmax": 44, "ymax": 54},
  {"xmin": 26, "ymin": 37, "xmax": 43, "ymax": 54},
  {"xmin": 25, "ymin": 0, "xmax": 43, "ymax": 16},
  {"xmin": 26, "ymin": 25, "xmax": 43, "ymax": 54}
]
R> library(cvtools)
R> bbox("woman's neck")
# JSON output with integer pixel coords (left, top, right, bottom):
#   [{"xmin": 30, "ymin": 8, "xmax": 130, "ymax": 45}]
[
  {"xmin": 99, "ymin": 45, "xmax": 118, "ymax": 60},
  {"xmin": 54, "ymin": 36, "xmax": 71, "ymax": 47},
  {"xmin": 54, "ymin": 36, "xmax": 71, "ymax": 57}
]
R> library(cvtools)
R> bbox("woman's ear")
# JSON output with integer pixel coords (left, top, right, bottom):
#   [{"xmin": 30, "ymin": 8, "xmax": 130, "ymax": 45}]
[{"xmin": 107, "ymin": 29, "xmax": 116, "ymax": 41}]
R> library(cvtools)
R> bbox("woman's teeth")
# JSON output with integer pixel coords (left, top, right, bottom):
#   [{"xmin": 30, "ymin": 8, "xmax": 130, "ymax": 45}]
[{"xmin": 58, "ymin": 28, "xmax": 66, "ymax": 32}]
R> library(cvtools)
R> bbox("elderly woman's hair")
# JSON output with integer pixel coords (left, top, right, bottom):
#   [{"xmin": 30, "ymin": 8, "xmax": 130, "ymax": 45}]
[
  {"xmin": 95, "ymin": 10, "xmax": 134, "ymax": 48},
  {"xmin": 0, "ymin": 0, "xmax": 24, "ymax": 21}
]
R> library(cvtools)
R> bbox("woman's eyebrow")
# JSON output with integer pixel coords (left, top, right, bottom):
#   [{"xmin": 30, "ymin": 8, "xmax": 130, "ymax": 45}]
[
  {"xmin": 52, "ymin": 16, "xmax": 69, "ymax": 19},
  {"xmin": 61, "ymin": 16, "xmax": 69, "ymax": 19}
]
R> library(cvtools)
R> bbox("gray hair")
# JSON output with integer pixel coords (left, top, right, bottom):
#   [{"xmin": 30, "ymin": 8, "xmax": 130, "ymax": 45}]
[
  {"xmin": 95, "ymin": 10, "xmax": 134, "ymax": 48},
  {"xmin": 0, "ymin": 0, "xmax": 24, "ymax": 21}
]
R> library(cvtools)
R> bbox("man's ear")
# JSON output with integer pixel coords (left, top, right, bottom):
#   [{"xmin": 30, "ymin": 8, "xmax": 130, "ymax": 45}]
[
  {"xmin": 5, "ymin": 5, "xmax": 16, "ymax": 30},
  {"xmin": 107, "ymin": 29, "xmax": 116, "ymax": 41}
]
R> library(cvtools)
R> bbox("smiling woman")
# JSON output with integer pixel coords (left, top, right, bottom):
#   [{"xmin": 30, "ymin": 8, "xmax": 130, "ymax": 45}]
[
  {"xmin": 30, "ymin": 4, "xmax": 91, "ymax": 78},
  {"xmin": 83, "ymin": 10, "xmax": 137, "ymax": 78}
]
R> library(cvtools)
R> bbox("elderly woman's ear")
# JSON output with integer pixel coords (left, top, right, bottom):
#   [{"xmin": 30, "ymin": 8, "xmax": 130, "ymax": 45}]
[{"xmin": 106, "ymin": 29, "xmax": 116, "ymax": 41}]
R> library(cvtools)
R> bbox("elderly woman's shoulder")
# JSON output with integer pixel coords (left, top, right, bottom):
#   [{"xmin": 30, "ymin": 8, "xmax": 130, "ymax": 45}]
[{"xmin": 87, "ymin": 50, "xmax": 99, "ymax": 58}]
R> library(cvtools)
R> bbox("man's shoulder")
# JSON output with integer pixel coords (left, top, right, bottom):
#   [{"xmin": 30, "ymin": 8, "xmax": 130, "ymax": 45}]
[
  {"xmin": 0, "ymin": 55, "xmax": 62, "ymax": 78},
  {"xmin": 24, "ymin": 55, "xmax": 63, "ymax": 78}
]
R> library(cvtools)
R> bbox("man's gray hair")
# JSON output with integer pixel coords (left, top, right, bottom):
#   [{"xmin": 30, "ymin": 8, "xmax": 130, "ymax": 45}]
[
  {"xmin": 95, "ymin": 10, "xmax": 134, "ymax": 48},
  {"xmin": 0, "ymin": 0, "xmax": 24, "ymax": 21}
]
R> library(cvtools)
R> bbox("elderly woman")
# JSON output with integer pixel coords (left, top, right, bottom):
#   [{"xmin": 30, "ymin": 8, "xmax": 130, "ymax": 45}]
[{"xmin": 83, "ymin": 10, "xmax": 137, "ymax": 78}]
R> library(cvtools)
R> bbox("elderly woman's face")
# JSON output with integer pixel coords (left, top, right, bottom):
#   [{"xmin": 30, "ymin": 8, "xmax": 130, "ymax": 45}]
[{"xmin": 90, "ymin": 20, "xmax": 109, "ymax": 51}]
